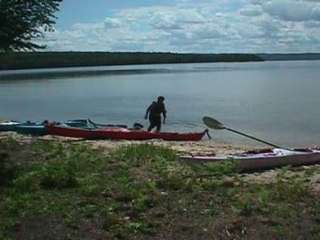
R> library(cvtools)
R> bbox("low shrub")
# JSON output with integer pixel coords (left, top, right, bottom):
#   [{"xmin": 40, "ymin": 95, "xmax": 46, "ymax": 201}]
[{"xmin": 0, "ymin": 152, "xmax": 19, "ymax": 186}]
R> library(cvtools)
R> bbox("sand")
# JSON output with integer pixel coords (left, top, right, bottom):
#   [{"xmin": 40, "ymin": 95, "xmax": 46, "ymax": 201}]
[{"xmin": 2, "ymin": 131, "xmax": 320, "ymax": 195}]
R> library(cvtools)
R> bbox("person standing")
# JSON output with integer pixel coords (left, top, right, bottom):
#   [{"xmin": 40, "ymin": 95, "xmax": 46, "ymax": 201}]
[{"xmin": 145, "ymin": 96, "xmax": 167, "ymax": 132}]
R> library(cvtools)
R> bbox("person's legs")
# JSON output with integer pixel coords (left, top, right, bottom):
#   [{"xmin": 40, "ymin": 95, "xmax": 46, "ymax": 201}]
[
  {"xmin": 153, "ymin": 117, "xmax": 161, "ymax": 132},
  {"xmin": 148, "ymin": 116, "xmax": 161, "ymax": 132},
  {"xmin": 148, "ymin": 118, "xmax": 156, "ymax": 131},
  {"xmin": 155, "ymin": 121, "xmax": 161, "ymax": 132},
  {"xmin": 147, "ymin": 123, "xmax": 154, "ymax": 131}
]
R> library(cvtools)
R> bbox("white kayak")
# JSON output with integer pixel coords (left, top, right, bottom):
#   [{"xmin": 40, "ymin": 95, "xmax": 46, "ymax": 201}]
[{"xmin": 180, "ymin": 148, "xmax": 320, "ymax": 172}]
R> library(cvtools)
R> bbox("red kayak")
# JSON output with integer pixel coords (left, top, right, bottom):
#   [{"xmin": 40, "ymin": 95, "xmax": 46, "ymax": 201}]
[{"xmin": 47, "ymin": 124, "xmax": 208, "ymax": 141}]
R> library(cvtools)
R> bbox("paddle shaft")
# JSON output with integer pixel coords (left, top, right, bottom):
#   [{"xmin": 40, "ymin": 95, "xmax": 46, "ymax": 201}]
[
  {"xmin": 88, "ymin": 119, "xmax": 98, "ymax": 128},
  {"xmin": 225, "ymin": 127, "xmax": 281, "ymax": 148}
]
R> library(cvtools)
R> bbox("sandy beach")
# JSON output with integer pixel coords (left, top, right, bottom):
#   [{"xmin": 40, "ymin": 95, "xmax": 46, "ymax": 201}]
[
  {"xmin": 2, "ymin": 131, "xmax": 320, "ymax": 195},
  {"xmin": 0, "ymin": 131, "xmax": 254, "ymax": 156},
  {"xmin": 2, "ymin": 131, "xmax": 320, "ymax": 239}
]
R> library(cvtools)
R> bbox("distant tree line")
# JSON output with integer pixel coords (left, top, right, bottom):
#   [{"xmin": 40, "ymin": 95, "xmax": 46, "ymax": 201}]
[
  {"xmin": 258, "ymin": 53, "xmax": 320, "ymax": 61},
  {"xmin": 0, "ymin": 52, "xmax": 263, "ymax": 70}
]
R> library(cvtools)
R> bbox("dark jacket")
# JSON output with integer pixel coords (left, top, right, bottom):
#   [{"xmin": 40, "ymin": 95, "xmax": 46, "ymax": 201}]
[{"xmin": 146, "ymin": 101, "xmax": 166, "ymax": 120}]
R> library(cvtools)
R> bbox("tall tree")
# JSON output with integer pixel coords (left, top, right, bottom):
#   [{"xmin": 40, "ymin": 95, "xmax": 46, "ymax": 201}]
[{"xmin": 0, "ymin": 0, "xmax": 62, "ymax": 51}]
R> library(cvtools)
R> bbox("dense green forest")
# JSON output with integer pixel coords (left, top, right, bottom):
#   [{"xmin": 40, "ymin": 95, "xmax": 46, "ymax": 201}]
[
  {"xmin": 258, "ymin": 53, "xmax": 320, "ymax": 61},
  {"xmin": 0, "ymin": 52, "xmax": 263, "ymax": 70}
]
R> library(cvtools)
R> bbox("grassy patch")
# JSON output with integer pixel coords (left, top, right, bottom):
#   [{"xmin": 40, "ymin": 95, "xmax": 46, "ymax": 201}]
[{"xmin": 0, "ymin": 138, "xmax": 320, "ymax": 239}]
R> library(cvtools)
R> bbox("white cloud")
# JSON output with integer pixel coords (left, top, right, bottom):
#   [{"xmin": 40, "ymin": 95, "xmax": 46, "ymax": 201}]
[
  {"xmin": 104, "ymin": 18, "xmax": 122, "ymax": 28},
  {"xmin": 258, "ymin": 0, "xmax": 320, "ymax": 22},
  {"xmin": 240, "ymin": 5, "xmax": 263, "ymax": 16},
  {"xmin": 149, "ymin": 8, "xmax": 207, "ymax": 32},
  {"xmin": 42, "ymin": 0, "xmax": 320, "ymax": 53}
]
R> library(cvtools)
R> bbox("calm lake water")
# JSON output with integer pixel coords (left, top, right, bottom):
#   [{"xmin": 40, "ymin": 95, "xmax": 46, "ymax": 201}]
[{"xmin": 1, "ymin": 60, "xmax": 320, "ymax": 147}]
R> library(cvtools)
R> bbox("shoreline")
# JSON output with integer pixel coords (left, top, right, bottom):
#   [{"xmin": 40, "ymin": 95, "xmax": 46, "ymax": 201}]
[
  {"xmin": 1, "ymin": 52, "xmax": 320, "ymax": 71},
  {"xmin": 0, "ymin": 131, "xmax": 255, "ymax": 156},
  {"xmin": 2, "ymin": 132, "xmax": 320, "ymax": 239},
  {"xmin": 2, "ymin": 131, "xmax": 320, "ymax": 189},
  {"xmin": 0, "ymin": 52, "xmax": 263, "ymax": 71},
  {"xmin": 2, "ymin": 131, "xmax": 320, "ymax": 188}
]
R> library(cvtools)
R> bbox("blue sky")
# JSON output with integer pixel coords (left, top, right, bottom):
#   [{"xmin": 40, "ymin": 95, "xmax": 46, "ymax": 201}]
[
  {"xmin": 56, "ymin": 0, "xmax": 175, "ymax": 29},
  {"xmin": 41, "ymin": 0, "xmax": 320, "ymax": 53}
]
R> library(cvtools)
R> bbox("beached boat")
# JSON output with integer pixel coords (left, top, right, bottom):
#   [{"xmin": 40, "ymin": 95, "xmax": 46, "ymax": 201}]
[
  {"xmin": 180, "ymin": 148, "xmax": 320, "ymax": 172},
  {"xmin": 0, "ymin": 119, "xmax": 127, "ymax": 136},
  {"xmin": 0, "ymin": 121, "xmax": 48, "ymax": 136},
  {"xmin": 47, "ymin": 124, "xmax": 208, "ymax": 141},
  {"xmin": 15, "ymin": 124, "xmax": 48, "ymax": 136},
  {"xmin": 64, "ymin": 119, "xmax": 128, "ymax": 129},
  {"xmin": 10, "ymin": 120, "xmax": 83, "ymax": 136},
  {"xmin": 0, "ymin": 121, "xmax": 21, "ymax": 131},
  {"xmin": 0, "ymin": 120, "xmax": 49, "ymax": 135}
]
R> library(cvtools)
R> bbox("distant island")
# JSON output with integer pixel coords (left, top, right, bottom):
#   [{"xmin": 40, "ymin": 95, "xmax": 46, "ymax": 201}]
[{"xmin": 0, "ymin": 52, "xmax": 320, "ymax": 70}]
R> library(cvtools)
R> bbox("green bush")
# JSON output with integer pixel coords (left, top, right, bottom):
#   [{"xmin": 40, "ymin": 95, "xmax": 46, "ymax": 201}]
[
  {"xmin": 111, "ymin": 143, "xmax": 177, "ymax": 164},
  {"xmin": 39, "ymin": 160, "xmax": 79, "ymax": 189}
]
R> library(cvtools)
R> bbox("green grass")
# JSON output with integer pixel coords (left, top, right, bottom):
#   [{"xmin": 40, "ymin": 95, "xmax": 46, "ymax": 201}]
[{"xmin": 1, "ymin": 138, "xmax": 320, "ymax": 239}]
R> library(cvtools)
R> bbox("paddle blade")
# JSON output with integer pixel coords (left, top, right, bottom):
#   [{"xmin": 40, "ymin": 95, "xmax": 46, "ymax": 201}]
[{"xmin": 202, "ymin": 116, "xmax": 225, "ymax": 130}]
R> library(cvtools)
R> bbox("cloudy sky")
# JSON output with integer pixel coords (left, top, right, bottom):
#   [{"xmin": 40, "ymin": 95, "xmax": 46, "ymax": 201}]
[{"xmin": 42, "ymin": 0, "xmax": 320, "ymax": 53}]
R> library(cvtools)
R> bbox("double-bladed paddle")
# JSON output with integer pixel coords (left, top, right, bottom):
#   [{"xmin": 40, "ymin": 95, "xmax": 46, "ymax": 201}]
[{"xmin": 203, "ymin": 116, "xmax": 282, "ymax": 148}]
